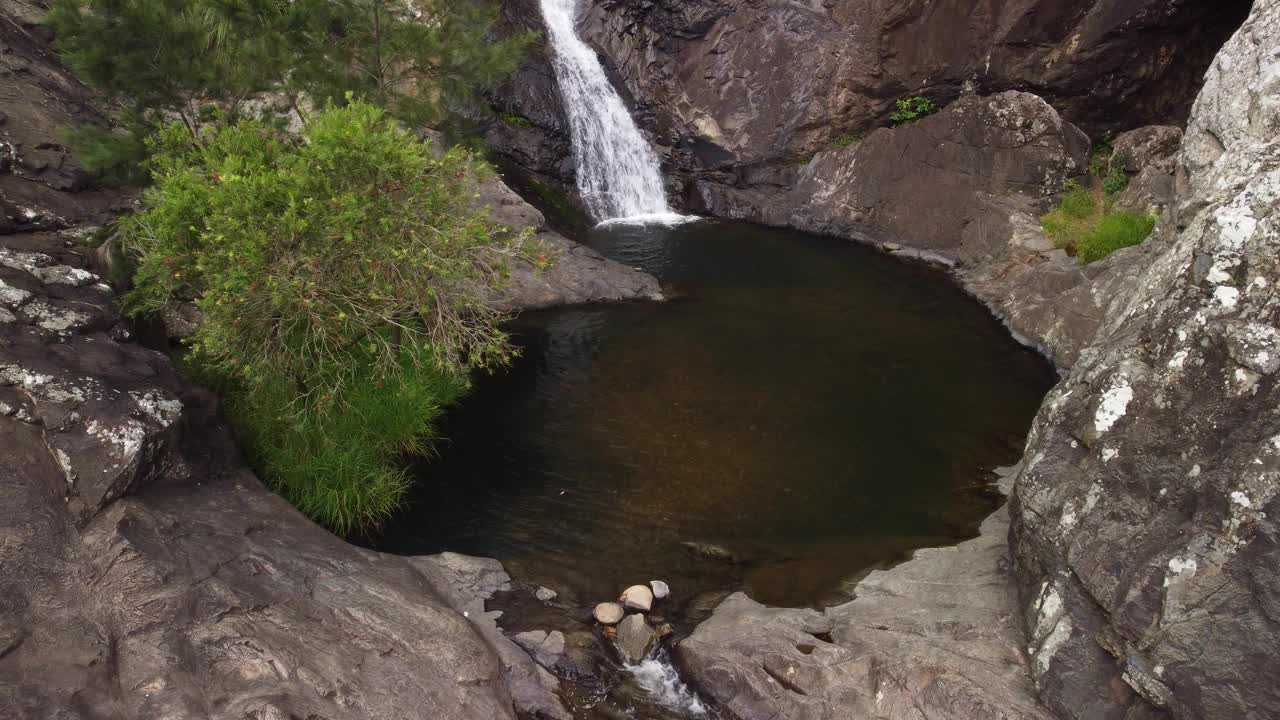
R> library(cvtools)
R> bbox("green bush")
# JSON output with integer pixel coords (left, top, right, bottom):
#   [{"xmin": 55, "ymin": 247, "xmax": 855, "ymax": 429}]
[
  {"xmin": 1041, "ymin": 182, "xmax": 1155, "ymax": 264},
  {"xmin": 1077, "ymin": 211, "xmax": 1156, "ymax": 264},
  {"xmin": 122, "ymin": 100, "xmax": 534, "ymax": 533},
  {"xmin": 889, "ymin": 96, "xmax": 938, "ymax": 126}
]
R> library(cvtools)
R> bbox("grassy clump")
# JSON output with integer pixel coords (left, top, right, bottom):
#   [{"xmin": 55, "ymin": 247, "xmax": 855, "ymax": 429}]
[
  {"xmin": 1087, "ymin": 138, "xmax": 1130, "ymax": 196},
  {"xmin": 122, "ymin": 101, "xmax": 534, "ymax": 534},
  {"xmin": 1041, "ymin": 181, "xmax": 1156, "ymax": 264},
  {"xmin": 192, "ymin": 349, "xmax": 464, "ymax": 536},
  {"xmin": 889, "ymin": 96, "xmax": 938, "ymax": 126},
  {"xmin": 832, "ymin": 132, "xmax": 862, "ymax": 148},
  {"xmin": 1076, "ymin": 211, "xmax": 1156, "ymax": 264},
  {"xmin": 1102, "ymin": 166, "xmax": 1130, "ymax": 195},
  {"xmin": 501, "ymin": 112, "xmax": 533, "ymax": 127}
]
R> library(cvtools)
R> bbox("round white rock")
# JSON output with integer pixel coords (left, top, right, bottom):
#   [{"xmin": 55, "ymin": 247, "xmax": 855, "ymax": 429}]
[
  {"xmin": 593, "ymin": 602, "xmax": 625, "ymax": 625},
  {"xmin": 621, "ymin": 584, "xmax": 654, "ymax": 612},
  {"xmin": 649, "ymin": 580, "xmax": 670, "ymax": 599}
]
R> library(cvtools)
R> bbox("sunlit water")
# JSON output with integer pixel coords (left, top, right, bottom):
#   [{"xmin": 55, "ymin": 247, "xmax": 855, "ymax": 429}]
[{"xmin": 369, "ymin": 220, "xmax": 1054, "ymax": 717}]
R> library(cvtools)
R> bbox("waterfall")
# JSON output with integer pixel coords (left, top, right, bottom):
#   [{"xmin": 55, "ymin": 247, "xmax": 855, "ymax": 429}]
[{"xmin": 538, "ymin": 0, "xmax": 683, "ymax": 224}]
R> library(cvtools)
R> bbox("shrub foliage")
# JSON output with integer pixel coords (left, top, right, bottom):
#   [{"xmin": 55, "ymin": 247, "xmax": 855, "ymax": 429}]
[
  {"xmin": 46, "ymin": 0, "xmax": 532, "ymax": 175},
  {"xmin": 122, "ymin": 101, "xmax": 533, "ymax": 532},
  {"xmin": 889, "ymin": 96, "xmax": 938, "ymax": 126}
]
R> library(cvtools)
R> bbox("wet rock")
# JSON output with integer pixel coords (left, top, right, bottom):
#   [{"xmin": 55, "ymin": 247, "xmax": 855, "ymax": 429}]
[
  {"xmin": 679, "ymin": 504, "xmax": 1054, "ymax": 720},
  {"xmin": 620, "ymin": 584, "xmax": 654, "ymax": 612},
  {"xmin": 594, "ymin": 602, "xmax": 625, "ymax": 625},
  {"xmin": 615, "ymin": 614, "xmax": 656, "ymax": 664},
  {"xmin": 649, "ymin": 580, "xmax": 669, "ymax": 599},
  {"xmin": 513, "ymin": 630, "xmax": 566, "ymax": 670},
  {"xmin": 680, "ymin": 541, "xmax": 736, "ymax": 563},
  {"xmin": 534, "ymin": 585, "xmax": 558, "ymax": 602}
]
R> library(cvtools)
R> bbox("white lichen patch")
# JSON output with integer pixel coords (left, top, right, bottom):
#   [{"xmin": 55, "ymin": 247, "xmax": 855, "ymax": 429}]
[
  {"xmin": 1101, "ymin": 448, "xmax": 1118, "ymax": 463},
  {"xmin": 129, "ymin": 390, "xmax": 183, "ymax": 426},
  {"xmin": 1059, "ymin": 502, "xmax": 1078, "ymax": 532},
  {"xmin": 32, "ymin": 264, "xmax": 97, "ymax": 287},
  {"xmin": 1164, "ymin": 556, "xmax": 1198, "ymax": 587},
  {"xmin": 1029, "ymin": 582, "xmax": 1072, "ymax": 678},
  {"xmin": 1230, "ymin": 491, "xmax": 1252, "ymax": 508},
  {"xmin": 0, "ymin": 278, "xmax": 31, "ymax": 308},
  {"xmin": 1167, "ymin": 350, "xmax": 1189, "ymax": 369},
  {"xmin": 20, "ymin": 300, "xmax": 91, "ymax": 333},
  {"xmin": 1213, "ymin": 285, "xmax": 1241, "ymax": 309},
  {"xmin": 53, "ymin": 448, "xmax": 75, "ymax": 484},
  {"xmin": 1094, "ymin": 378, "xmax": 1134, "ymax": 435},
  {"xmin": 85, "ymin": 418, "xmax": 147, "ymax": 461}
]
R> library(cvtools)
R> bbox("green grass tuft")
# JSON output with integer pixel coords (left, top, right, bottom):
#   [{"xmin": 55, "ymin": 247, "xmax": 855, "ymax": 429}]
[
  {"xmin": 1041, "ymin": 182, "xmax": 1156, "ymax": 264},
  {"xmin": 832, "ymin": 132, "xmax": 862, "ymax": 148},
  {"xmin": 188, "ymin": 350, "xmax": 465, "ymax": 537},
  {"xmin": 1077, "ymin": 210, "xmax": 1156, "ymax": 264},
  {"xmin": 501, "ymin": 112, "xmax": 532, "ymax": 128}
]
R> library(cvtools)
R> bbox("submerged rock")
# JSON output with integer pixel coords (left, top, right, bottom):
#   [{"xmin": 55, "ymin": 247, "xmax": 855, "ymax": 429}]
[
  {"xmin": 621, "ymin": 584, "xmax": 654, "ymax": 612},
  {"xmin": 594, "ymin": 602, "xmax": 625, "ymax": 625},
  {"xmin": 513, "ymin": 630, "xmax": 566, "ymax": 670},
  {"xmin": 534, "ymin": 585, "xmax": 558, "ymax": 602},
  {"xmin": 615, "ymin": 614, "xmax": 656, "ymax": 664},
  {"xmin": 680, "ymin": 541, "xmax": 736, "ymax": 563}
]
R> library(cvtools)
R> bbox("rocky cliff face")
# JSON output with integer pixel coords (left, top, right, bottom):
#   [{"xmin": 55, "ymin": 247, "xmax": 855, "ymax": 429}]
[
  {"xmin": 491, "ymin": 0, "xmax": 1250, "ymax": 204},
  {"xmin": 0, "ymin": 4, "xmax": 659, "ymax": 717},
  {"xmin": 1010, "ymin": 3, "xmax": 1280, "ymax": 718},
  {"xmin": 678, "ymin": 2, "xmax": 1280, "ymax": 719}
]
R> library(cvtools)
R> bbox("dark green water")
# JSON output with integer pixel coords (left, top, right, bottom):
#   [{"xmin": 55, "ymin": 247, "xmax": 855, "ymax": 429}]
[{"xmin": 372, "ymin": 220, "xmax": 1053, "ymax": 612}]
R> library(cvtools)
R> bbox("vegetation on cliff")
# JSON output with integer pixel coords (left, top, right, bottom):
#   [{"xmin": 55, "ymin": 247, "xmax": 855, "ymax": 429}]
[
  {"xmin": 46, "ymin": 0, "xmax": 533, "ymax": 533},
  {"xmin": 1041, "ymin": 182, "xmax": 1156, "ymax": 264},
  {"xmin": 46, "ymin": 0, "xmax": 532, "ymax": 178}
]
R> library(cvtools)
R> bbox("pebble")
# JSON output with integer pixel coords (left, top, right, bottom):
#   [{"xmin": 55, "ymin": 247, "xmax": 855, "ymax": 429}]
[
  {"xmin": 650, "ymin": 580, "xmax": 670, "ymax": 599},
  {"xmin": 883, "ymin": 242, "xmax": 902, "ymax": 251},
  {"xmin": 621, "ymin": 584, "xmax": 654, "ymax": 612},
  {"xmin": 534, "ymin": 586, "xmax": 557, "ymax": 602},
  {"xmin": 593, "ymin": 602, "xmax": 625, "ymax": 625}
]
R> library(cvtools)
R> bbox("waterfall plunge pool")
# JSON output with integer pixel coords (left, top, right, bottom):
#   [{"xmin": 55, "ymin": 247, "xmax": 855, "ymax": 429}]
[{"xmin": 366, "ymin": 220, "xmax": 1054, "ymax": 717}]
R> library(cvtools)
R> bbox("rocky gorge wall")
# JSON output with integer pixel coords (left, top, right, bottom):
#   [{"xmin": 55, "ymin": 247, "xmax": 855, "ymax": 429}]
[{"xmin": 489, "ymin": 0, "xmax": 1251, "ymax": 205}]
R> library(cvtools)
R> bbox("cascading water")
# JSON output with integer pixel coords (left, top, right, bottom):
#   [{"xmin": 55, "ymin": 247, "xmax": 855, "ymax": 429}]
[{"xmin": 538, "ymin": 0, "xmax": 683, "ymax": 224}]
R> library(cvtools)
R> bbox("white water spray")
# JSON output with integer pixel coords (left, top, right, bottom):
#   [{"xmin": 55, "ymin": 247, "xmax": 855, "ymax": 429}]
[
  {"xmin": 627, "ymin": 658, "xmax": 709, "ymax": 716},
  {"xmin": 538, "ymin": 0, "xmax": 683, "ymax": 224}
]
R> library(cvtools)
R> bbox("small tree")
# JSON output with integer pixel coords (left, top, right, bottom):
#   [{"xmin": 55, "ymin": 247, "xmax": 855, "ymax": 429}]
[
  {"xmin": 123, "ymin": 100, "xmax": 531, "ymax": 399},
  {"xmin": 46, "ymin": 0, "xmax": 531, "ymax": 176},
  {"xmin": 288, "ymin": 0, "xmax": 533, "ymax": 128},
  {"xmin": 120, "ymin": 100, "xmax": 535, "ymax": 533}
]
